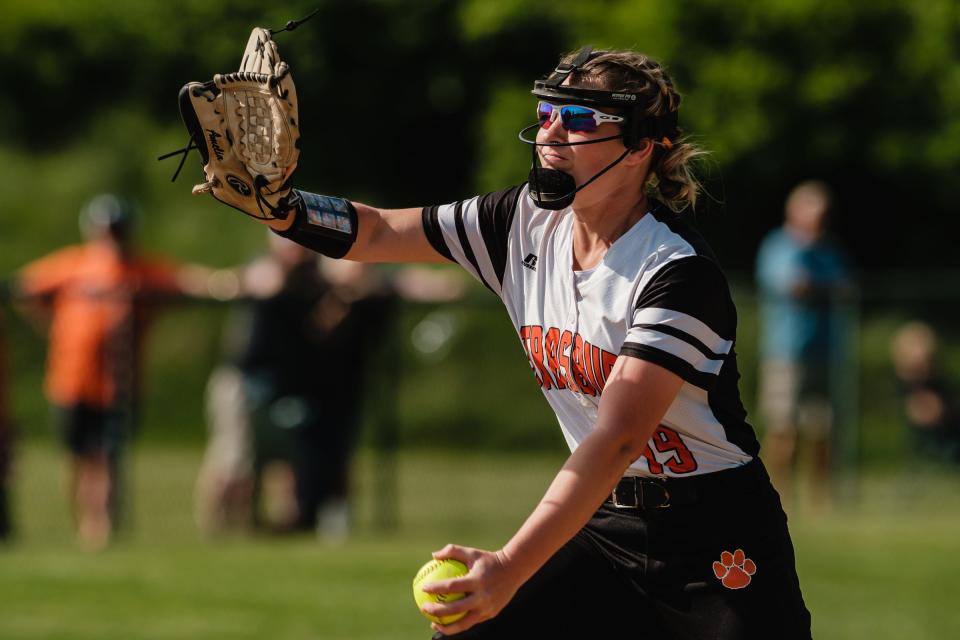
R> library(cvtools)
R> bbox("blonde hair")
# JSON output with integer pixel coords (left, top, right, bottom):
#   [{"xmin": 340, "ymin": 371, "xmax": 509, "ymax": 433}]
[{"xmin": 563, "ymin": 49, "xmax": 707, "ymax": 212}]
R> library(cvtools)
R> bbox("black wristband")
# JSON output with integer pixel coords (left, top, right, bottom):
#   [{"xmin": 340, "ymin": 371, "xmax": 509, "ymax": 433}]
[{"xmin": 274, "ymin": 190, "xmax": 358, "ymax": 258}]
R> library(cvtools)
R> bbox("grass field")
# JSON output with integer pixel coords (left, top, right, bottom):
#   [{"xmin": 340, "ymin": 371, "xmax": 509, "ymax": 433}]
[{"xmin": 2, "ymin": 444, "xmax": 960, "ymax": 639}]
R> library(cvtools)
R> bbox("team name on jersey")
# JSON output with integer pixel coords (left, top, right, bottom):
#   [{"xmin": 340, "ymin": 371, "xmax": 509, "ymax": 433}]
[{"xmin": 519, "ymin": 325, "xmax": 617, "ymax": 397}]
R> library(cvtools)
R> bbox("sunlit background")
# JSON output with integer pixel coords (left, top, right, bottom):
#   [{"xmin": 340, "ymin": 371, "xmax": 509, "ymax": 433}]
[{"xmin": 1, "ymin": 1, "xmax": 959, "ymax": 639}]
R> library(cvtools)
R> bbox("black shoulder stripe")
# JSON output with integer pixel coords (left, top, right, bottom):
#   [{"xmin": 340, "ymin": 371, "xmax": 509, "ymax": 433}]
[
  {"xmin": 649, "ymin": 204, "xmax": 719, "ymax": 263},
  {"xmin": 421, "ymin": 206, "xmax": 454, "ymax": 262},
  {"xmin": 476, "ymin": 186, "xmax": 523, "ymax": 287},
  {"xmin": 633, "ymin": 256, "xmax": 734, "ymax": 340},
  {"xmin": 631, "ymin": 323, "xmax": 729, "ymax": 361},
  {"xmin": 619, "ymin": 342, "xmax": 717, "ymax": 391},
  {"xmin": 453, "ymin": 201, "xmax": 495, "ymax": 294}
]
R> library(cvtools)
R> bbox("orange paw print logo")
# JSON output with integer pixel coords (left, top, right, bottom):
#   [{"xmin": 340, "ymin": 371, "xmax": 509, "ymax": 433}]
[{"xmin": 712, "ymin": 549, "xmax": 756, "ymax": 589}]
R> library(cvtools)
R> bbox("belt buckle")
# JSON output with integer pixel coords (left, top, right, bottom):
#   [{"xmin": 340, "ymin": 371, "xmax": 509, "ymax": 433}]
[
  {"xmin": 645, "ymin": 480, "xmax": 672, "ymax": 509},
  {"xmin": 611, "ymin": 478, "xmax": 673, "ymax": 509}
]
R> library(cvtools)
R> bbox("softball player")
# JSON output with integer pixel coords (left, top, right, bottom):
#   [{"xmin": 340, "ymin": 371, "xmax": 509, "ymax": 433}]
[{"xmin": 226, "ymin": 47, "xmax": 812, "ymax": 638}]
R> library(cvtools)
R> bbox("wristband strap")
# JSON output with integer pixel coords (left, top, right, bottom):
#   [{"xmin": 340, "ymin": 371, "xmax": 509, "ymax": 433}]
[{"xmin": 274, "ymin": 190, "xmax": 358, "ymax": 258}]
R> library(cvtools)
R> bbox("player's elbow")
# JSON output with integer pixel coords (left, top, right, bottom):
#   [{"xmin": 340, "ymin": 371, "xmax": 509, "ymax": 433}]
[
  {"xmin": 620, "ymin": 435, "xmax": 652, "ymax": 466},
  {"xmin": 600, "ymin": 421, "xmax": 658, "ymax": 468}
]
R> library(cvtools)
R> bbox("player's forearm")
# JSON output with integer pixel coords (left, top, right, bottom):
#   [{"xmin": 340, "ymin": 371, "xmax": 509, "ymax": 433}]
[
  {"xmin": 499, "ymin": 359, "xmax": 683, "ymax": 589},
  {"xmin": 499, "ymin": 424, "xmax": 649, "ymax": 585},
  {"xmin": 344, "ymin": 202, "xmax": 444, "ymax": 264}
]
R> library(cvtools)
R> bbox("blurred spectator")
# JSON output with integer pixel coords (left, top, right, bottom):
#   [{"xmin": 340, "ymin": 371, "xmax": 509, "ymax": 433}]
[
  {"xmin": 756, "ymin": 181, "xmax": 854, "ymax": 509},
  {"xmin": 197, "ymin": 234, "xmax": 463, "ymax": 538},
  {"xmin": 0, "ymin": 308, "xmax": 13, "ymax": 542},
  {"xmin": 13, "ymin": 194, "xmax": 213, "ymax": 550},
  {"xmin": 890, "ymin": 321, "xmax": 960, "ymax": 465},
  {"xmin": 197, "ymin": 234, "xmax": 333, "ymax": 535},
  {"xmin": 195, "ymin": 363, "xmax": 254, "ymax": 534}
]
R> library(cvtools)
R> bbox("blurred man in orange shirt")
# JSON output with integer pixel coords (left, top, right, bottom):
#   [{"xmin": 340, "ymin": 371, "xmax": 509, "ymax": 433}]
[{"xmin": 15, "ymin": 194, "xmax": 210, "ymax": 549}]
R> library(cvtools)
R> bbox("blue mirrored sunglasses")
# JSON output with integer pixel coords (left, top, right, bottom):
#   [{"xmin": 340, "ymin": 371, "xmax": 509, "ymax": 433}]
[{"xmin": 537, "ymin": 101, "xmax": 625, "ymax": 132}]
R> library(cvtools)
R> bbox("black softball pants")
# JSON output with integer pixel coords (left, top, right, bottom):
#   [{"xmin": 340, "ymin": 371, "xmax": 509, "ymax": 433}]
[{"xmin": 434, "ymin": 459, "xmax": 811, "ymax": 640}]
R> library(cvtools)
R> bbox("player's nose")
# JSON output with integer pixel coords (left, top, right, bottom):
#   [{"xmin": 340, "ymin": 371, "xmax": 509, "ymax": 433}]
[
  {"xmin": 542, "ymin": 115, "xmax": 568, "ymax": 141},
  {"xmin": 537, "ymin": 118, "xmax": 569, "ymax": 153}
]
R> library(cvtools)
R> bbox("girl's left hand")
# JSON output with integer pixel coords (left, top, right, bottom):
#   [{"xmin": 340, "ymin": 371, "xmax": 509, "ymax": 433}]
[{"xmin": 419, "ymin": 543, "xmax": 522, "ymax": 635}]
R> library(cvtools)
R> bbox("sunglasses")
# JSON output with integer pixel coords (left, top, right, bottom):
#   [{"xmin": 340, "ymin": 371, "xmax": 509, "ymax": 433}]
[{"xmin": 537, "ymin": 101, "xmax": 625, "ymax": 132}]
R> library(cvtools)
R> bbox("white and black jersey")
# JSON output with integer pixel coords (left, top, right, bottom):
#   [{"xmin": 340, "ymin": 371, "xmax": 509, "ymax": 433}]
[{"xmin": 422, "ymin": 184, "xmax": 758, "ymax": 476}]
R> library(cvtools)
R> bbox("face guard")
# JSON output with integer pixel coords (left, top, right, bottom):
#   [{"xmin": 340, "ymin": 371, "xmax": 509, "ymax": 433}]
[{"xmin": 518, "ymin": 46, "xmax": 680, "ymax": 210}]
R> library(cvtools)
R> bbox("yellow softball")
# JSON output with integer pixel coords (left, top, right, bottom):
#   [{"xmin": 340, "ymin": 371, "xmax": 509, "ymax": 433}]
[{"xmin": 412, "ymin": 558, "xmax": 469, "ymax": 624}]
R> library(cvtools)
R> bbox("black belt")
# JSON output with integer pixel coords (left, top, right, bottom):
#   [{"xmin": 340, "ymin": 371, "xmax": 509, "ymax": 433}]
[{"xmin": 605, "ymin": 458, "xmax": 766, "ymax": 510}]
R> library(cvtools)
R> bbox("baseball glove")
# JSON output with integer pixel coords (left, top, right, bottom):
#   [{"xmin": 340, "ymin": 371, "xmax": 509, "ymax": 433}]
[{"xmin": 177, "ymin": 27, "xmax": 300, "ymax": 230}]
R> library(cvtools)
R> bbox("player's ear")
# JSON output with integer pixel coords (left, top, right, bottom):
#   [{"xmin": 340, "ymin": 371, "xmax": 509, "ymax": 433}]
[{"xmin": 624, "ymin": 139, "xmax": 654, "ymax": 166}]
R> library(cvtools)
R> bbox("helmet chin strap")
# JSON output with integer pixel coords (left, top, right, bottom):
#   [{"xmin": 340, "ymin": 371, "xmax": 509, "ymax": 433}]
[{"xmin": 518, "ymin": 122, "xmax": 632, "ymax": 211}]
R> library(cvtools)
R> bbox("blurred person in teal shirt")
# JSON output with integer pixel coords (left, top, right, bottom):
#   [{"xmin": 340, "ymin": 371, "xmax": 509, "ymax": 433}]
[{"xmin": 756, "ymin": 181, "xmax": 852, "ymax": 511}]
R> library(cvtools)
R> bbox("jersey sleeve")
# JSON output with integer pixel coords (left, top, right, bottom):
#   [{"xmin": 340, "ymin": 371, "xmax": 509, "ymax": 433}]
[
  {"xmin": 17, "ymin": 247, "xmax": 83, "ymax": 298},
  {"xmin": 133, "ymin": 259, "xmax": 184, "ymax": 296},
  {"xmin": 421, "ymin": 184, "xmax": 524, "ymax": 298},
  {"xmin": 620, "ymin": 256, "xmax": 736, "ymax": 391}
]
